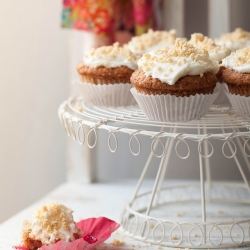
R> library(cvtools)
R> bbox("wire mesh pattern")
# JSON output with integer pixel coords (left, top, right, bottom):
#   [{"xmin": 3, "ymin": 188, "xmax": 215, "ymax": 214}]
[
  {"xmin": 120, "ymin": 183, "xmax": 250, "ymax": 249},
  {"xmin": 58, "ymin": 96, "xmax": 250, "ymax": 248},
  {"xmin": 58, "ymin": 96, "xmax": 250, "ymax": 157}
]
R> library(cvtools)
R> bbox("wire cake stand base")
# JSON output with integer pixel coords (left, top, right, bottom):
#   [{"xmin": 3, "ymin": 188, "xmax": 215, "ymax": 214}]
[
  {"xmin": 58, "ymin": 96, "xmax": 250, "ymax": 249},
  {"xmin": 120, "ymin": 182, "xmax": 250, "ymax": 248}
]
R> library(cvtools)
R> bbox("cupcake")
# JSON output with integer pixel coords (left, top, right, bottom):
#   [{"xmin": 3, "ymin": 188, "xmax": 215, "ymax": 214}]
[
  {"xmin": 221, "ymin": 47, "xmax": 250, "ymax": 117},
  {"xmin": 189, "ymin": 33, "xmax": 231, "ymax": 104},
  {"xmin": 76, "ymin": 42, "xmax": 138, "ymax": 107},
  {"xmin": 215, "ymin": 28, "xmax": 250, "ymax": 51},
  {"xmin": 20, "ymin": 203, "xmax": 82, "ymax": 250},
  {"xmin": 127, "ymin": 29, "xmax": 177, "ymax": 55},
  {"xmin": 130, "ymin": 39, "xmax": 219, "ymax": 122}
]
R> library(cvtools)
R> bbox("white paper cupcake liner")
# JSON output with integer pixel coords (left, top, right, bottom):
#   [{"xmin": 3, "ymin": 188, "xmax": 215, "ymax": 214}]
[
  {"xmin": 224, "ymin": 84, "xmax": 250, "ymax": 118},
  {"xmin": 213, "ymin": 82, "xmax": 230, "ymax": 105},
  {"xmin": 131, "ymin": 87, "xmax": 219, "ymax": 122},
  {"xmin": 73, "ymin": 80, "xmax": 137, "ymax": 107}
]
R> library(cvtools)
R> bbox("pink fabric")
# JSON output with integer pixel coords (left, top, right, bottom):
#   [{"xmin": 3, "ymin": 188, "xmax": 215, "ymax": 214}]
[{"xmin": 62, "ymin": 0, "xmax": 158, "ymax": 45}]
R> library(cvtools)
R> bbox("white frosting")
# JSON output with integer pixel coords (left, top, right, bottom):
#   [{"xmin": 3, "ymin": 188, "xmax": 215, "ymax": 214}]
[
  {"xmin": 30, "ymin": 203, "xmax": 78, "ymax": 244},
  {"xmin": 128, "ymin": 40, "xmax": 174, "ymax": 55},
  {"xmin": 138, "ymin": 39, "xmax": 219, "ymax": 85},
  {"xmin": 188, "ymin": 33, "xmax": 230, "ymax": 62},
  {"xmin": 222, "ymin": 48, "xmax": 250, "ymax": 73},
  {"xmin": 127, "ymin": 29, "xmax": 177, "ymax": 55},
  {"xmin": 215, "ymin": 40, "xmax": 250, "ymax": 52},
  {"xmin": 83, "ymin": 43, "xmax": 138, "ymax": 70},
  {"xmin": 209, "ymin": 49, "xmax": 230, "ymax": 62},
  {"xmin": 215, "ymin": 28, "xmax": 250, "ymax": 51}
]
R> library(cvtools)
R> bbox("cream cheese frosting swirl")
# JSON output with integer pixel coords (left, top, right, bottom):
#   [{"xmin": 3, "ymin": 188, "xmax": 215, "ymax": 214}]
[
  {"xmin": 222, "ymin": 47, "xmax": 250, "ymax": 73},
  {"xmin": 215, "ymin": 28, "xmax": 250, "ymax": 51},
  {"xmin": 138, "ymin": 39, "xmax": 219, "ymax": 85},
  {"xmin": 127, "ymin": 29, "xmax": 177, "ymax": 55},
  {"xmin": 83, "ymin": 42, "xmax": 138, "ymax": 70},
  {"xmin": 189, "ymin": 33, "xmax": 230, "ymax": 62},
  {"xmin": 30, "ymin": 202, "xmax": 79, "ymax": 244}
]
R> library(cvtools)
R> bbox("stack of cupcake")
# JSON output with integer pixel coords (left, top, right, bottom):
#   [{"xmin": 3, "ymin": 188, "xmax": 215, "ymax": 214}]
[{"xmin": 74, "ymin": 28, "xmax": 250, "ymax": 121}]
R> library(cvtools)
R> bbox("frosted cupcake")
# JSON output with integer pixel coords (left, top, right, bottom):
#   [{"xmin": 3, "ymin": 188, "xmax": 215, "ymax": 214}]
[
  {"xmin": 76, "ymin": 42, "xmax": 138, "ymax": 107},
  {"xmin": 127, "ymin": 29, "xmax": 177, "ymax": 55},
  {"xmin": 20, "ymin": 203, "xmax": 82, "ymax": 250},
  {"xmin": 130, "ymin": 39, "xmax": 219, "ymax": 122},
  {"xmin": 215, "ymin": 28, "xmax": 250, "ymax": 51},
  {"xmin": 189, "ymin": 33, "xmax": 231, "ymax": 104},
  {"xmin": 221, "ymin": 47, "xmax": 250, "ymax": 117}
]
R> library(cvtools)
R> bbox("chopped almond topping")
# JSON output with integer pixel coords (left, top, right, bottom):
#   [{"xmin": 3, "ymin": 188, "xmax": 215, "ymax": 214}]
[
  {"xmin": 85, "ymin": 42, "xmax": 138, "ymax": 61},
  {"xmin": 216, "ymin": 28, "xmax": 250, "ymax": 42},
  {"xmin": 128, "ymin": 29, "xmax": 177, "ymax": 52},
  {"xmin": 189, "ymin": 33, "xmax": 229, "ymax": 53},
  {"xmin": 232, "ymin": 47, "xmax": 250, "ymax": 66}
]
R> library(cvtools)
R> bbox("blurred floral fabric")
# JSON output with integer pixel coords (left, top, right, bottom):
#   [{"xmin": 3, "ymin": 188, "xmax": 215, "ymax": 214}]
[{"xmin": 62, "ymin": 0, "xmax": 159, "ymax": 44}]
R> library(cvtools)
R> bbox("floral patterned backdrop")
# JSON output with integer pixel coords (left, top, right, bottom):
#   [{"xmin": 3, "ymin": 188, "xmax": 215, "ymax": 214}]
[{"xmin": 62, "ymin": 0, "xmax": 159, "ymax": 45}]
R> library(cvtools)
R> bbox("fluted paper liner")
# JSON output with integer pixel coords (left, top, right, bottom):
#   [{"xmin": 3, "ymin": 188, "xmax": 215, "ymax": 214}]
[
  {"xmin": 224, "ymin": 83, "xmax": 250, "ymax": 118},
  {"xmin": 73, "ymin": 80, "xmax": 137, "ymax": 107},
  {"xmin": 213, "ymin": 82, "xmax": 230, "ymax": 105},
  {"xmin": 131, "ymin": 87, "xmax": 219, "ymax": 122}
]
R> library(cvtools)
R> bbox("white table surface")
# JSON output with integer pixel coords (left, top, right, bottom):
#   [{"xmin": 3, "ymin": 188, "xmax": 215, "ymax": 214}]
[{"xmin": 0, "ymin": 179, "xmax": 249, "ymax": 250}]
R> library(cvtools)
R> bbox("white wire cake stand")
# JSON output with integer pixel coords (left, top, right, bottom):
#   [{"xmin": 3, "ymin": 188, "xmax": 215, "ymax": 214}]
[{"xmin": 58, "ymin": 96, "xmax": 250, "ymax": 249}]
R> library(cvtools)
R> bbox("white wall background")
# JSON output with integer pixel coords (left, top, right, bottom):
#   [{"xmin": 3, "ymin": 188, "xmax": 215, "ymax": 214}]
[
  {"xmin": 0, "ymin": 1, "xmax": 69, "ymax": 223},
  {"xmin": 1, "ymin": 0, "xmax": 250, "ymax": 224}
]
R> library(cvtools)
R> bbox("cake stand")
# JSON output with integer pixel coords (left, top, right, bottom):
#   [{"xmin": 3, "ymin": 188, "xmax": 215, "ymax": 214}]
[{"xmin": 58, "ymin": 96, "xmax": 250, "ymax": 249}]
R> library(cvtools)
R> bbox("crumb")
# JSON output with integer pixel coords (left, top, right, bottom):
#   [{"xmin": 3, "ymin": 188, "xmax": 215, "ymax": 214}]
[
  {"xmin": 74, "ymin": 106, "xmax": 82, "ymax": 112},
  {"xmin": 216, "ymin": 210, "xmax": 224, "ymax": 215},
  {"xmin": 176, "ymin": 212, "xmax": 185, "ymax": 217},
  {"xmin": 194, "ymin": 233, "xmax": 198, "ymax": 237},
  {"xmin": 171, "ymin": 234, "xmax": 178, "ymax": 240},
  {"xmin": 110, "ymin": 239, "xmax": 125, "ymax": 246},
  {"xmin": 150, "ymin": 223, "xmax": 155, "ymax": 228}
]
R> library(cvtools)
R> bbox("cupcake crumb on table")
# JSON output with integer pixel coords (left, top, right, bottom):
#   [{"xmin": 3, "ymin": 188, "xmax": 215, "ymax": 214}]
[
  {"xmin": 20, "ymin": 202, "xmax": 82, "ymax": 250},
  {"xmin": 110, "ymin": 239, "xmax": 125, "ymax": 246}
]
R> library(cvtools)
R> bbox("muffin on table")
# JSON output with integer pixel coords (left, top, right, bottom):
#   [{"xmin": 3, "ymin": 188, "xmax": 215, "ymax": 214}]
[
  {"xmin": 76, "ymin": 42, "xmax": 138, "ymax": 107},
  {"xmin": 189, "ymin": 33, "xmax": 231, "ymax": 104},
  {"xmin": 130, "ymin": 39, "xmax": 220, "ymax": 122},
  {"xmin": 215, "ymin": 28, "xmax": 250, "ymax": 52},
  {"xmin": 20, "ymin": 203, "xmax": 82, "ymax": 250},
  {"xmin": 221, "ymin": 47, "xmax": 250, "ymax": 118},
  {"xmin": 127, "ymin": 29, "xmax": 177, "ymax": 56}
]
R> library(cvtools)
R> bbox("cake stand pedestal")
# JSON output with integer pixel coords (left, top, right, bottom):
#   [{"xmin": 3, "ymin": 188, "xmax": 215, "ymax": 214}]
[{"xmin": 58, "ymin": 96, "xmax": 250, "ymax": 249}]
